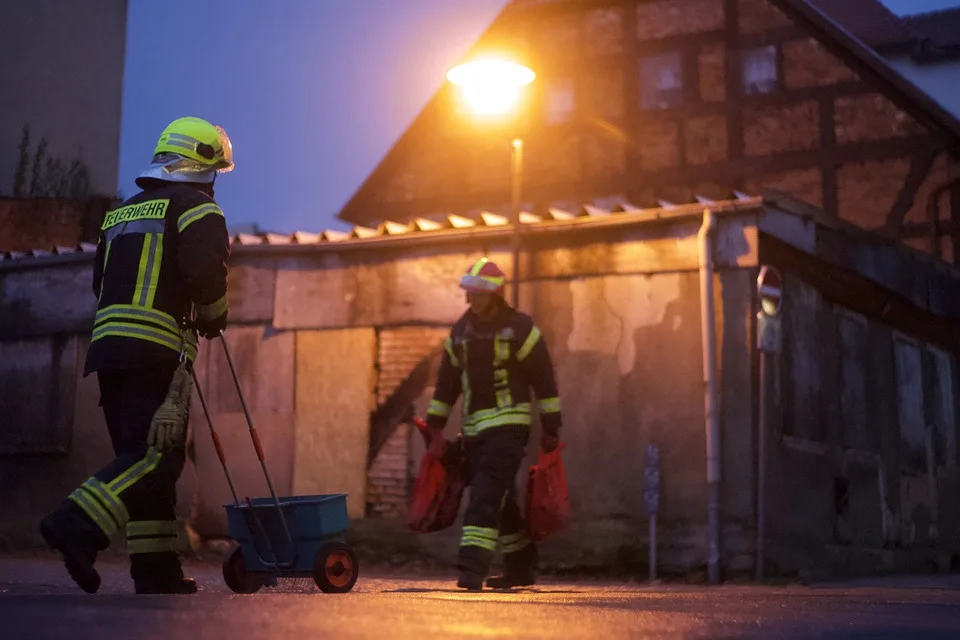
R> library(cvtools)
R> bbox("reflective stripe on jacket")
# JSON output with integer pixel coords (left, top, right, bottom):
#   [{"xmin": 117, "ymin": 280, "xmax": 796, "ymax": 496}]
[
  {"xmin": 84, "ymin": 182, "xmax": 229, "ymax": 374},
  {"xmin": 426, "ymin": 303, "xmax": 562, "ymax": 437}
]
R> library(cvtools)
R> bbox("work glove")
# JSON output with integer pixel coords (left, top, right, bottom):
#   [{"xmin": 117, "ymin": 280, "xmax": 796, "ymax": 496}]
[
  {"xmin": 147, "ymin": 364, "xmax": 192, "ymax": 451},
  {"xmin": 541, "ymin": 430, "xmax": 560, "ymax": 453},
  {"xmin": 196, "ymin": 312, "xmax": 227, "ymax": 340}
]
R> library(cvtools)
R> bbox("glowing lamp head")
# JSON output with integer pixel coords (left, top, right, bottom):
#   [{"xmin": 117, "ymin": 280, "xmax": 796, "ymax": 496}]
[{"xmin": 447, "ymin": 58, "xmax": 536, "ymax": 117}]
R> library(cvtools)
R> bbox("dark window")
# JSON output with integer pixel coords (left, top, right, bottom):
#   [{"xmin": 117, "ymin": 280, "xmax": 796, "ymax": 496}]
[{"xmin": 741, "ymin": 45, "xmax": 778, "ymax": 95}]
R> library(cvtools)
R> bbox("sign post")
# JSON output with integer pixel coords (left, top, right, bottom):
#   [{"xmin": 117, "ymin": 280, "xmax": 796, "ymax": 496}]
[
  {"xmin": 644, "ymin": 442, "xmax": 660, "ymax": 583},
  {"xmin": 755, "ymin": 265, "xmax": 782, "ymax": 582}
]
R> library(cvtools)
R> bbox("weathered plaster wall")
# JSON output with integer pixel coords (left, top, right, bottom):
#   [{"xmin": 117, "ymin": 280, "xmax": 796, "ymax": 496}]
[{"xmin": 0, "ymin": 212, "xmax": 762, "ymax": 575}]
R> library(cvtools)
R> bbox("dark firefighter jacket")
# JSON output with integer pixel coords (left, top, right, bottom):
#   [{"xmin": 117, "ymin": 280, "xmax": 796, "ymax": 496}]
[
  {"xmin": 84, "ymin": 181, "xmax": 230, "ymax": 374},
  {"xmin": 426, "ymin": 302, "xmax": 563, "ymax": 438}
]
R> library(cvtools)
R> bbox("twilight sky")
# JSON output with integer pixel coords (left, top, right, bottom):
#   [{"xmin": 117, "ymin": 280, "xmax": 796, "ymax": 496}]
[{"xmin": 116, "ymin": 0, "xmax": 959, "ymax": 234}]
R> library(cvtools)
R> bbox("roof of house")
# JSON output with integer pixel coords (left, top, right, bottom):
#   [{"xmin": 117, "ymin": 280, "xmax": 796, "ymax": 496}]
[
  {"xmin": 807, "ymin": 0, "xmax": 919, "ymax": 51},
  {"xmin": 337, "ymin": 0, "xmax": 960, "ymax": 226},
  {"xmin": 768, "ymin": 0, "xmax": 960, "ymax": 145},
  {"xmin": 902, "ymin": 7, "xmax": 960, "ymax": 50}
]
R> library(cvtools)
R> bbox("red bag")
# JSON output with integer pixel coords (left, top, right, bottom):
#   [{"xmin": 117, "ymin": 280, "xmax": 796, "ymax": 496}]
[
  {"xmin": 525, "ymin": 443, "xmax": 571, "ymax": 542},
  {"xmin": 407, "ymin": 418, "xmax": 466, "ymax": 533}
]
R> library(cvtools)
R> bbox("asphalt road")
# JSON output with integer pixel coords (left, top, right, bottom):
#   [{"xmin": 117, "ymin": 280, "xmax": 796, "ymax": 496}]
[{"xmin": 2, "ymin": 558, "xmax": 960, "ymax": 639}]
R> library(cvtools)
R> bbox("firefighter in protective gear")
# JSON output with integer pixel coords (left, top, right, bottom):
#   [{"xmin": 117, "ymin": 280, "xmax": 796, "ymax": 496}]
[
  {"xmin": 426, "ymin": 257, "xmax": 563, "ymax": 591},
  {"xmin": 39, "ymin": 116, "xmax": 233, "ymax": 595}
]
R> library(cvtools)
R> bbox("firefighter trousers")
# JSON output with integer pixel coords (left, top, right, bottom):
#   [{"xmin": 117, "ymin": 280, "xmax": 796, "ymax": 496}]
[
  {"xmin": 44, "ymin": 360, "xmax": 188, "ymax": 586},
  {"xmin": 457, "ymin": 425, "xmax": 538, "ymax": 578}
]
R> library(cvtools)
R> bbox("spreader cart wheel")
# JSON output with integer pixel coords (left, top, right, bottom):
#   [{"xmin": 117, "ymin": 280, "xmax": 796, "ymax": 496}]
[
  {"xmin": 223, "ymin": 545, "xmax": 265, "ymax": 594},
  {"xmin": 312, "ymin": 542, "xmax": 359, "ymax": 593}
]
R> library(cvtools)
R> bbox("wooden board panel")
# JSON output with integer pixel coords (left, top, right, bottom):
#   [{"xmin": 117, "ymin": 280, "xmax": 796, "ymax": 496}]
[
  {"xmin": 0, "ymin": 265, "xmax": 96, "ymax": 339},
  {"xmin": 226, "ymin": 258, "xmax": 277, "ymax": 323},
  {"xmin": 292, "ymin": 328, "xmax": 376, "ymax": 518},
  {"xmin": 0, "ymin": 334, "xmax": 78, "ymax": 454},
  {"xmin": 202, "ymin": 326, "xmax": 294, "ymax": 415},
  {"xmin": 187, "ymin": 412, "xmax": 295, "ymax": 537},
  {"xmin": 273, "ymin": 249, "xmax": 487, "ymax": 329}
]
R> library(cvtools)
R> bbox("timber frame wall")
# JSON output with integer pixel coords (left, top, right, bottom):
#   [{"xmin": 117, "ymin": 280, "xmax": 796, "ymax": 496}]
[{"xmin": 339, "ymin": 0, "xmax": 960, "ymax": 264}]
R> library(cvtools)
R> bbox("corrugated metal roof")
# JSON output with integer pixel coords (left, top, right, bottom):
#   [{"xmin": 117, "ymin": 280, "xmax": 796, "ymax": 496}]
[{"xmin": 0, "ymin": 191, "xmax": 758, "ymax": 264}]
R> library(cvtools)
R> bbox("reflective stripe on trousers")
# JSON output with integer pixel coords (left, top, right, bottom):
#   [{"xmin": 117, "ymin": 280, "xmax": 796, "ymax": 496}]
[{"xmin": 68, "ymin": 448, "xmax": 163, "ymax": 538}]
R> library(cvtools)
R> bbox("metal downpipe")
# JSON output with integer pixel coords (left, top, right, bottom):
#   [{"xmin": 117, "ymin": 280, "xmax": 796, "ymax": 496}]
[{"xmin": 697, "ymin": 208, "xmax": 722, "ymax": 585}]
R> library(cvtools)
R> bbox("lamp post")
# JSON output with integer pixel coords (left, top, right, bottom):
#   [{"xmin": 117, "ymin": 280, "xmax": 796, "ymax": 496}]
[{"xmin": 446, "ymin": 57, "xmax": 535, "ymax": 308}]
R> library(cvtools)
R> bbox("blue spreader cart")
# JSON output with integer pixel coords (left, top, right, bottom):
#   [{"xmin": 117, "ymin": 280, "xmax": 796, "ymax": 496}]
[{"xmin": 193, "ymin": 334, "xmax": 359, "ymax": 594}]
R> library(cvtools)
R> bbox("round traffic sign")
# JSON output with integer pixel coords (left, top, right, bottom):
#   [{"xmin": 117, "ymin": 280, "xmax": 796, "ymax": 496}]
[{"xmin": 757, "ymin": 266, "xmax": 782, "ymax": 316}]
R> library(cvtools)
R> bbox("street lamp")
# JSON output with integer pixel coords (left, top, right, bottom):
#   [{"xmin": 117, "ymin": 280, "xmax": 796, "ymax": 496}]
[{"xmin": 447, "ymin": 56, "xmax": 535, "ymax": 308}]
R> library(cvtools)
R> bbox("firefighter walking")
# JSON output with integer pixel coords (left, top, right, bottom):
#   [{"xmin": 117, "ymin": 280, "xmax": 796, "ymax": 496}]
[
  {"xmin": 426, "ymin": 257, "xmax": 563, "ymax": 591},
  {"xmin": 39, "ymin": 117, "xmax": 233, "ymax": 595}
]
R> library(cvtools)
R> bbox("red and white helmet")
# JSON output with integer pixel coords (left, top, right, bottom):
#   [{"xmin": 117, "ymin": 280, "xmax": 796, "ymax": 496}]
[{"xmin": 459, "ymin": 257, "xmax": 505, "ymax": 295}]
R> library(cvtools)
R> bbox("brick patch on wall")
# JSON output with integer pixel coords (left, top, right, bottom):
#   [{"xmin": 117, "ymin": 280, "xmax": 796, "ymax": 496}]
[
  {"xmin": 782, "ymin": 38, "xmax": 858, "ymax": 89},
  {"xmin": 0, "ymin": 198, "xmax": 109, "ymax": 253},
  {"xmin": 638, "ymin": 121, "xmax": 681, "ymax": 170},
  {"xmin": 685, "ymin": 115, "xmax": 728, "ymax": 165},
  {"xmin": 837, "ymin": 157, "xmax": 911, "ymax": 229},
  {"xmin": 366, "ymin": 326, "xmax": 448, "ymax": 519},
  {"xmin": 738, "ymin": 0, "xmax": 793, "ymax": 34},
  {"xmin": 745, "ymin": 167, "xmax": 823, "ymax": 209},
  {"xmin": 636, "ymin": 0, "xmax": 725, "ymax": 40},
  {"xmin": 834, "ymin": 93, "xmax": 926, "ymax": 144},
  {"xmin": 743, "ymin": 100, "xmax": 820, "ymax": 156},
  {"xmin": 699, "ymin": 43, "xmax": 727, "ymax": 103}
]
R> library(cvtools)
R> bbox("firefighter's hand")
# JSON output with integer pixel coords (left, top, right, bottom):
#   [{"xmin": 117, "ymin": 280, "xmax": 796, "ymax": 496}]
[
  {"xmin": 196, "ymin": 312, "xmax": 227, "ymax": 339},
  {"xmin": 147, "ymin": 397, "xmax": 186, "ymax": 451},
  {"xmin": 428, "ymin": 428, "xmax": 447, "ymax": 458},
  {"xmin": 147, "ymin": 367, "xmax": 190, "ymax": 451},
  {"xmin": 541, "ymin": 430, "xmax": 560, "ymax": 453}
]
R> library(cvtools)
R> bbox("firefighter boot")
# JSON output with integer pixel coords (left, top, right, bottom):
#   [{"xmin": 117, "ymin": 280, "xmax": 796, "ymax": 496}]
[
  {"xmin": 487, "ymin": 540, "xmax": 538, "ymax": 589},
  {"xmin": 456, "ymin": 544, "xmax": 493, "ymax": 591},
  {"xmin": 486, "ymin": 570, "xmax": 536, "ymax": 589},
  {"xmin": 487, "ymin": 569, "xmax": 537, "ymax": 589},
  {"xmin": 39, "ymin": 502, "xmax": 108, "ymax": 595},
  {"xmin": 131, "ymin": 552, "xmax": 198, "ymax": 595},
  {"xmin": 457, "ymin": 570, "xmax": 484, "ymax": 591},
  {"xmin": 135, "ymin": 577, "xmax": 197, "ymax": 595}
]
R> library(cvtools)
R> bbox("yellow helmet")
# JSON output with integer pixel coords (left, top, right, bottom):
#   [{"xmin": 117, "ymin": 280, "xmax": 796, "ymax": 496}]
[{"xmin": 153, "ymin": 116, "xmax": 234, "ymax": 172}]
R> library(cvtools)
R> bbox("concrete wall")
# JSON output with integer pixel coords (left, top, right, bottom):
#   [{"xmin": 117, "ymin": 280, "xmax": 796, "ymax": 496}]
[{"xmin": 0, "ymin": 0, "xmax": 127, "ymax": 196}]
